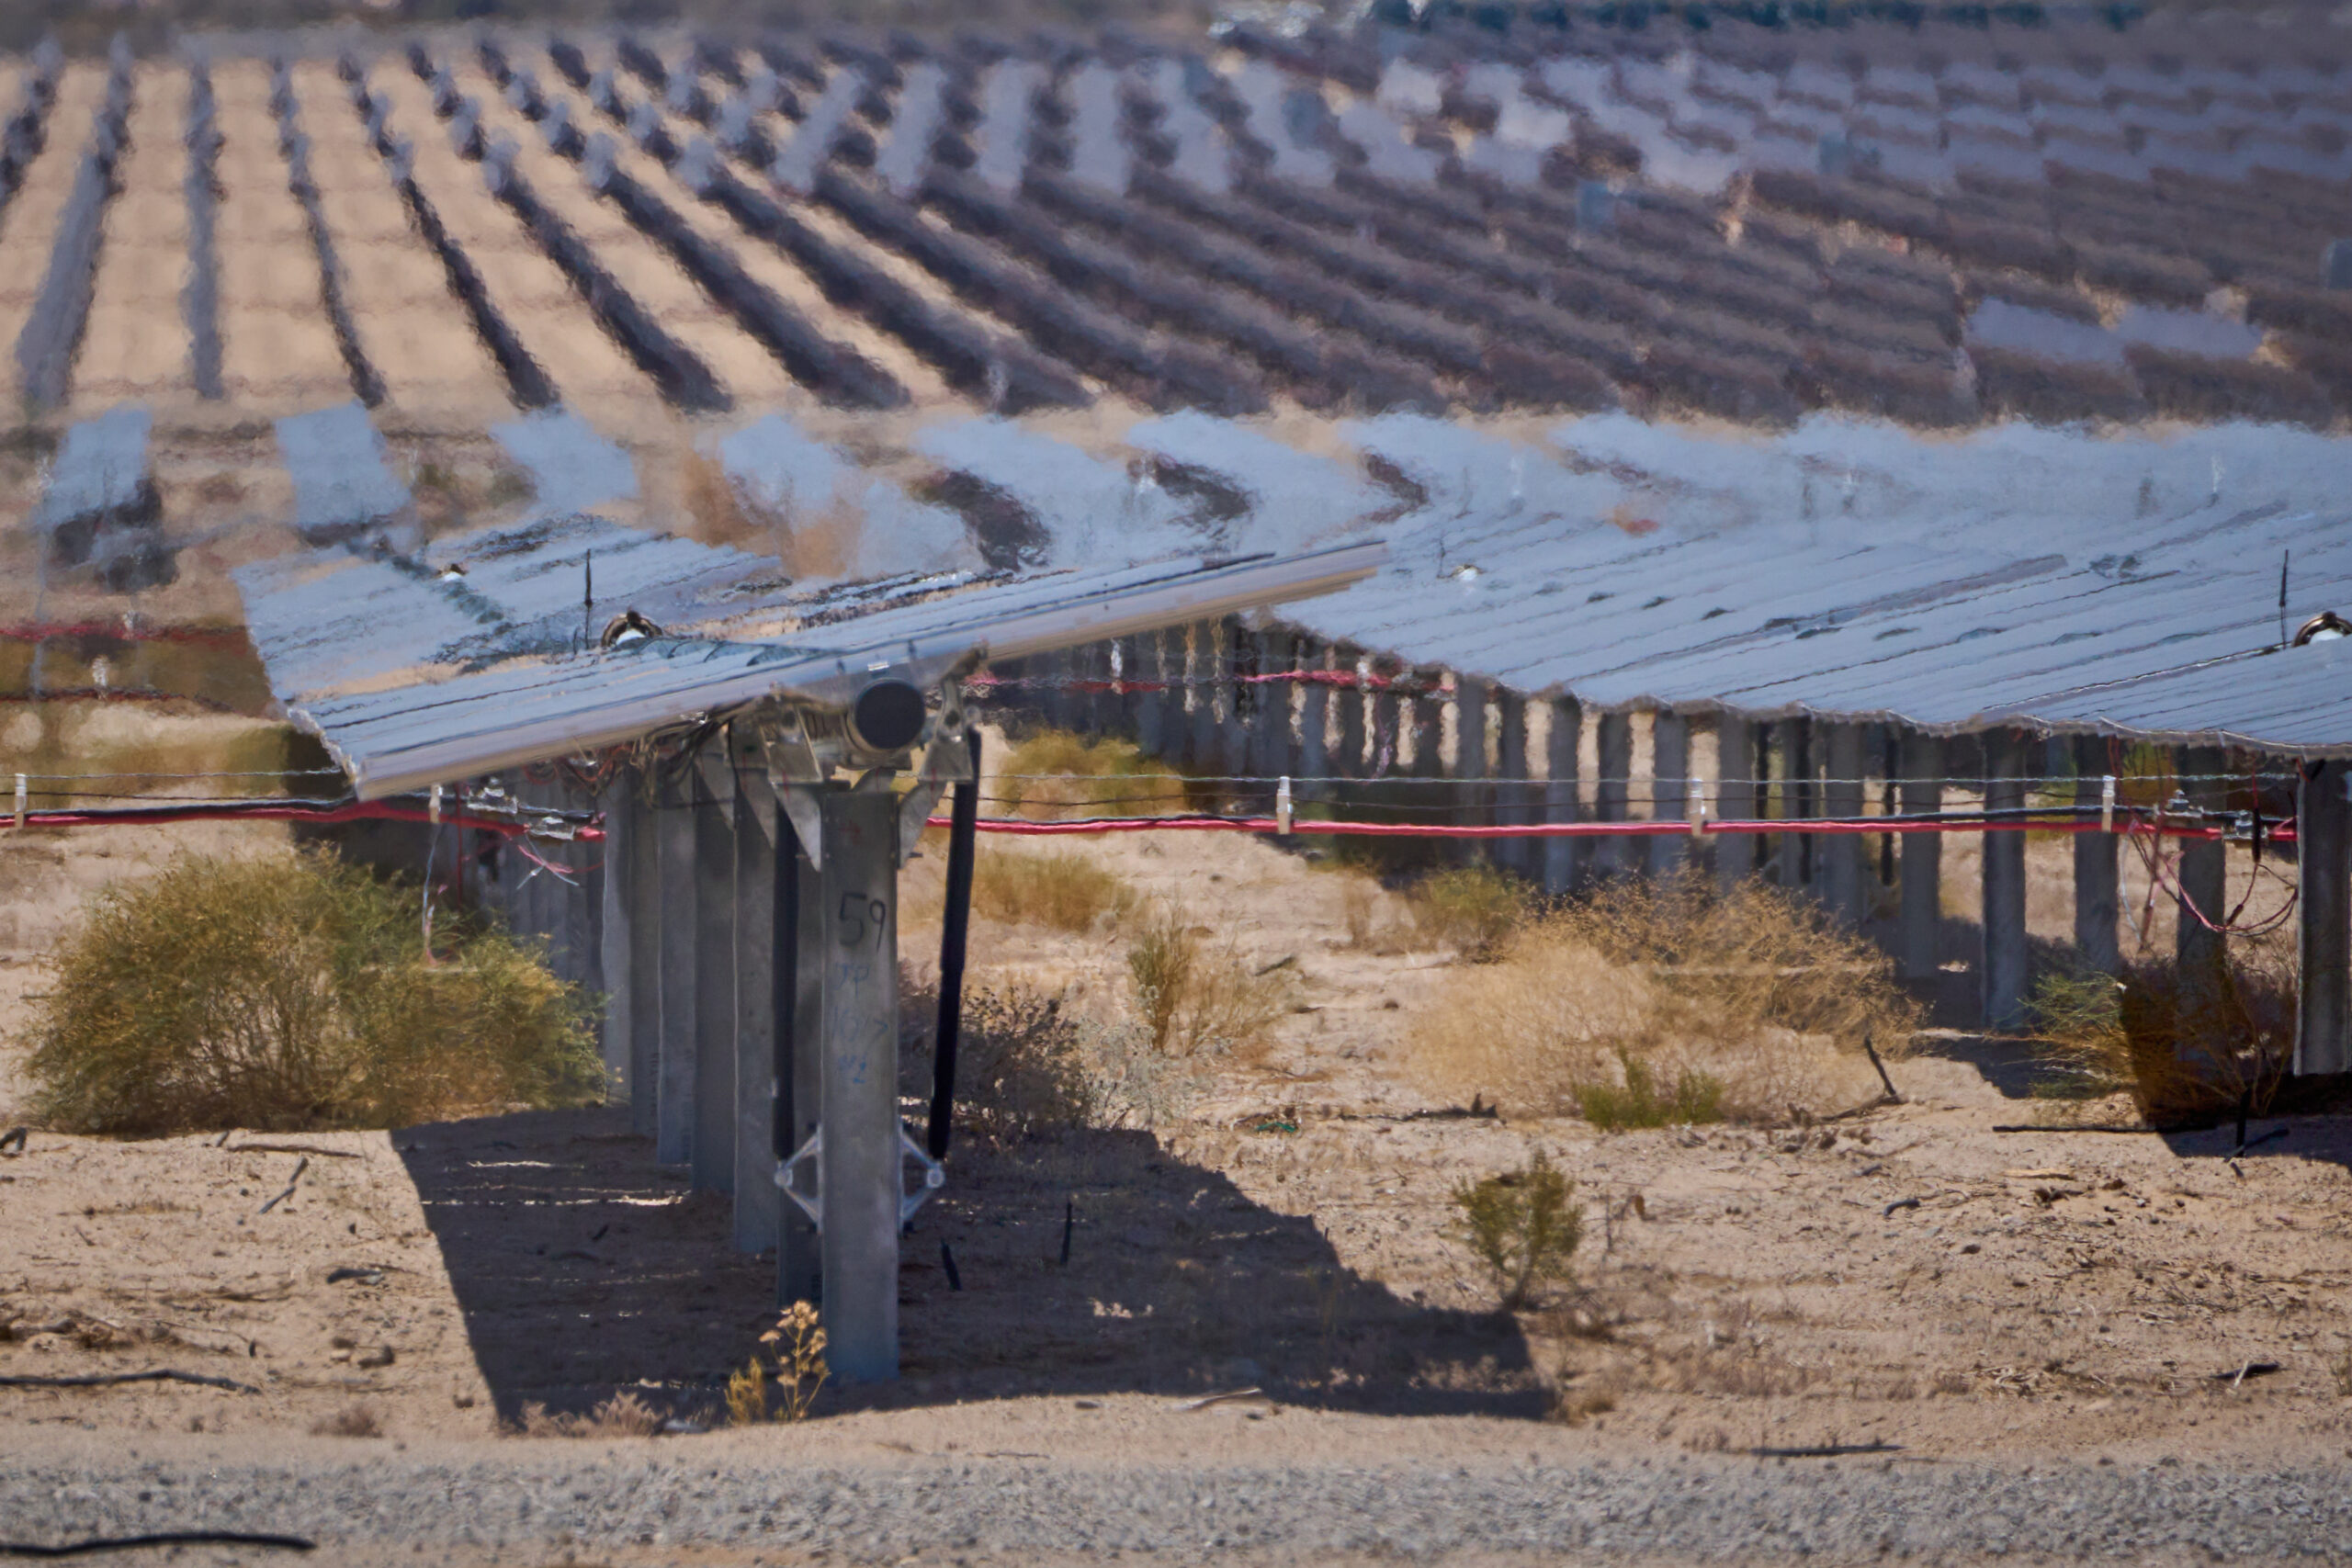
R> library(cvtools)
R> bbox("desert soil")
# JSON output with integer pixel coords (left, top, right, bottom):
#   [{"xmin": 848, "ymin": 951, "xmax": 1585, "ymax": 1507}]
[{"xmin": 1, "ymin": 782, "xmax": 2348, "ymax": 1562}]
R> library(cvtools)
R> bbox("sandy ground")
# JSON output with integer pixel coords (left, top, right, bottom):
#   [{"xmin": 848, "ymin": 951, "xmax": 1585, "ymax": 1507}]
[{"xmin": 0, "ymin": 784, "xmax": 2344, "ymax": 1499}]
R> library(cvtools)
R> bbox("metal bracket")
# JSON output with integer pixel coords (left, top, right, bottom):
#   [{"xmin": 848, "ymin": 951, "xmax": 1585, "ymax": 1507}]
[
  {"xmin": 775, "ymin": 1127, "xmax": 822, "ymax": 1231},
  {"xmin": 754, "ymin": 706, "xmax": 824, "ymax": 785},
  {"xmin": 899, "ymin": 1126, "xmax": 946, "ymax": 1226},
  {"xmin": 898, "ymin": 684, "xmax": 975, "ymax": 861},
  {"xmin": 772, "ymin": 1125, "xmax": 947, "ymax": 1232},
  {"xmin": 752, "ymin": 707, "xmax": 830, "ymax": 867}
]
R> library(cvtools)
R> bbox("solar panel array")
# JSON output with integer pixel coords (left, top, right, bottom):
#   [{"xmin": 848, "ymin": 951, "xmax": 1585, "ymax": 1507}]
[
  {"xmin": 6, "ymin": 13, "xmax": 2352, "ymax": 763},
  {"xmin": 0, "ymin": 15, "xmax": 2343, "ymax": 428}
]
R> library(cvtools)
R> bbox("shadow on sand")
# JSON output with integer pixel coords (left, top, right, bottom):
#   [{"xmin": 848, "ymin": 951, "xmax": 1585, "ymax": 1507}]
[{"xmin": 398, "ymin": 1106, "xmax": 1542, "ymax": 1426}]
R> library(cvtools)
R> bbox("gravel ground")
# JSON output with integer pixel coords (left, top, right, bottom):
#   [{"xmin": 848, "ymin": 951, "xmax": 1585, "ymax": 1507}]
[{"xmin": 6, "ymin": 1445, "xmax": 2352, "ymax": 1565}]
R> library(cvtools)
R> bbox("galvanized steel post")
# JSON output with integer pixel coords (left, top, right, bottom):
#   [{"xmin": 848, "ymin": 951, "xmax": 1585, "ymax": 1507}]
[
  {"xmin": 1453, "ymin": 674, "xmax": 1488, "ymax": 865},
  {"xmin": 597, "ymin": 773, "xmax": 636, "ymax": 1108},
  {"xmin": 1713, "ymin": 715, "xmax": 1756, "ymax": 895},
  {"xmin": 1542, "ymin": 695, "xmax": 1582, "ymax": 896},
  {"xmin": 1897, "ymin": 732, "xmax": 1944, "ymax": 984},
  {"xmin": 1818, "ymin": 722, "xmax": 1865, "ymax": 927},
  {"xmin": 1296, "ymin": 639, "xmax": 1329, "ymax": 802},
  {"xmin": 1133, "ymin": 629, "xmax": 1167, "ymax": 755},
  {"xmin": 693, "ymin": 754, "xmax": 738, "ymax": 1196},
  {"xmin": 818, "ymin": 777, "xmax": 902, "ymax": 1384},
  {"xmin": 2072, "ymin": 735, "xmax": 2121, "ymax": 976},
  {"xmin": 2296, "ymin": 759, "xmax": 2351, "ymax": 1077},
  {"xmin": 654, "ymin": 765, "xmax": 697, "ymax": 1167},
  {"xmin": 1650, "ymin": 711, "xmax": 1691, "ymax": 879},
  {"xmin": 1981, "ymin": 729, "xmax": 2030, "ymax": 1032},
  {"xmin": 623, "ymin": 773, "xmax": 662, "ymax": 1138},
  {"xmin": 1496, "ymin": 687, "xmax": 1531, "ymax": 880},
  {"xmin": 2177, "ymin": 746, "xmax": 2229, "ymax": 1011},
  {"xmin": 1593, "ymin": 711, "xmax": 1632, "ymax": 880},
  {"xmin": 778, "ymin": 806, "xmax": 823, "ymax": 1308},
  {"xmin": 730, "ymin": 736, "xmax": 780, "ymax": 1254}
]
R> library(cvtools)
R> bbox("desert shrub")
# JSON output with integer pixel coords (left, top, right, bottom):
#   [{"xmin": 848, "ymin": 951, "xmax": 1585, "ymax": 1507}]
[
  {"xmin": 1452, "ymin": 1146, "xmax": 1582, "ymax": 1311},
  {"xmin": 25, "ymin": 849, "xmax": 599, "ymax": 1135},
  {"xmin": 934, "ymin": 985, "xmax": 1093, "ymax": 1145},
  {"xmin": 1416, "ymin": 874, "xmax": 1918, "ymax": 1124},
  {"xmin": 971, "ymin": 849, "xmax": 1135, "ymax": 933},
  {"xmin": 310, "ymin": 1403, "xmax": 382, "ymax": 1438},
  {"xmin": 917, "ymin": 982, "xmax": 1208, "ymax": 1143},
  {"xmin": 994, "ymin": 728, "xmax": 1183, "ymax": 821},
  {"xmin": 2029, "ymin": 942, "xmax": 2295, "ymax": 1122},
  {"xmin": 1576, "ymin": 1049, "xmax": 1725, "ymax": 1131},
  {"xmin": 518, "ymin": 1391, "xmax": 662, "ymax": 1438},
  {"xmin": 1408, "ymin": 864, "xmax": 1532, "ymax": 959},
  {"xmin": 1125, "ymin": 903, "xmax": 1288, "ymax": 1060}
]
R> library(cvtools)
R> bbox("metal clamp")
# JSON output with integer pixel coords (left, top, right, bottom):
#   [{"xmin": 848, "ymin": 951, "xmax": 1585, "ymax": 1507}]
[
  {"xmin": 775, "ymin": 1128, "xmax": 822, "ymax": 1230},
  {"xmin": 772, "ymin": 1126, "xmax": 947, "ymax": 1231},
  {"xmin": 899, "ymin": 1127, "xmax": 946, "ymax": 1226}
]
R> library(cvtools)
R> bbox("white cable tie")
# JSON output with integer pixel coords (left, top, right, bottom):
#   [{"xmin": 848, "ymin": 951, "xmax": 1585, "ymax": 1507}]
[
  {"xmin": 2101, "ymin": 774, "xmax": 2116, "ymax": 835},
  {"xmin": 1276, "ymin": 775, "xmax": 1293, "ymax": 836},
  {"xmin": 1690, "ymin": 791, "xmax": 1708, "ymax": 837}
]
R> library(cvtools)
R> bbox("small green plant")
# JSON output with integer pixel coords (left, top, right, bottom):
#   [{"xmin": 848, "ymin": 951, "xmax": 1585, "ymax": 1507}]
[
  {"xmin": 1408, "ymin": 865, "xmax": 1530, "ymax": 959},
  {"xmin": 1576, "ymin": 1049, "xmax": 1726, "ymax": 1131},
  {"xmin": 24, "ymin": 849, "xmax": 599, "ymax": 1134},
  {"xmin": 1451, "ymin": 1147, "xmax": 1583, "ymax": 1311},
  {"xmin": 757, "ymin": 1301, "xmax": 830, "ymax": 1422}
]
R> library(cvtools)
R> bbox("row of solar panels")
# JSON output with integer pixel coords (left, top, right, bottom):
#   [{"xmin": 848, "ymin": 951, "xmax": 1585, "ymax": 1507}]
[{"xmin": 45, "ymin": 388, "xmax": 2352, "ymax": 757}]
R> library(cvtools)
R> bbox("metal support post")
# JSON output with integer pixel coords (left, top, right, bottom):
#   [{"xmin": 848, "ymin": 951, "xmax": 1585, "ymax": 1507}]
[
  {"xmin": 622, "ymin": 775, "xmax": 661, "ymax": 1136},
  {"xmin": 654, "ymin": 763, "xmax": 696, "ymax": 1167},
  {"xmin": 776, "ymin": 803, "xmax": 823, "ymax": 1307},
  {"xmin": 817, "ymin": 777, "xmax": 901, "ymax": 1385},
  {"xmin": 1495, "ymin": 687, "xmax": 1530, "ymax": 879},
  {"xmin": 1781, "ymin": 718, "xmax": 1815, "ymax": 892},
  {"xmin": 1714, "ymin": 716, "xmax": 1756, "ymax": 895},
  {"xmin": 1982, "ymin": 728, "xmax": 2029, "ymax": 1032},
  {"xmin": 1594, "ymin": 711, "xmax": 1632, "ymax": 879},
  {"xmin": 1253, "ymin": 630, "xmax": 1294, "ymax": 786},
  {"xmin": 1296, "ymin": 640, "xmax": 1329, "ymax": 801},
  {"xmin": 2297, "ymin": 759, "xmax": 2351, "ymax": 1076},
  {"xmin": 731, "ymin": 737, "xmax": 780, "ymax": 1253},
  {"xmin": 1453, "ymin": 674, "xmax": 1487, "ymax": 865},
  {"xmin": 1818, "ymin": 722, "xmax": 1865, "ymax": 927},
  {"xmin": 1220, "ymin": 625, "xmax": 1254, "ymax": 775},
  {"xmin": 1650, "ymin": 710, "xmax": 1691, "ymax": 879},
  {"xmin": 1543, "ymin": 696, "xmax": 1582, "ymax": 896},
  {"xmin": 693, "ymin": 754, "xmax": 738, "ymax": 1195},
  {"xmin": 596, "ymin": 773, "xmax": 635, "ymax": 1107},
  {"xmin": 2073, "ymin": 735, "xmax": 2121, "ymax": 976},
  {"xmin": 1133, "ymin": 630, "xmax": 1166, "ymax": 756},
  {"xmin": 1186, "ymin": 622, "xmax": 1219, "ymax": 778},
  {"xmin": 1336, "ymin": 644, "xmax": 1368, "ymax": 790},
  {"xmin": 1897, "ymin": 731, "xmax": 1943, "ymax": 983},
  {"xmin": 2177, "ymin": 746, "xmax": 2228, "ymax": 1011}
]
